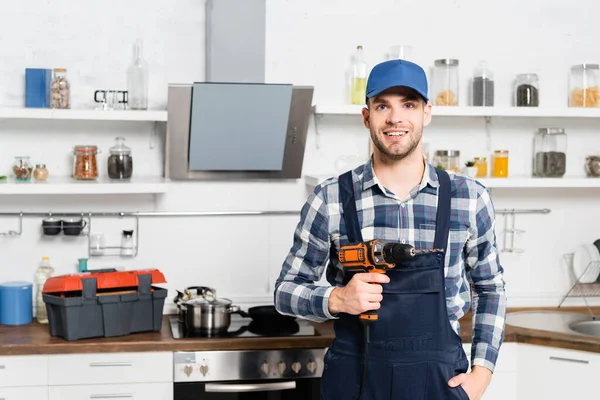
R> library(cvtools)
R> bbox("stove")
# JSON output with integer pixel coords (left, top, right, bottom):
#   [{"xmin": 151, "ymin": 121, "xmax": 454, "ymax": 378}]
[
  {"xmin": 169, "ymin": 314, "xmax": 316, "ymax": 339},
  {"xmin": 171, "ymin": 314, "xmax": 325, "ymax": 399}
]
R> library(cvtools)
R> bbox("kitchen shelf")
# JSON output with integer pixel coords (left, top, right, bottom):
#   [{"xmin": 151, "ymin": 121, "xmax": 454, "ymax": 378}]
[
  {"xmin": 304, "ymin": 174, "xmax": 600, "ymax": 188},
  {"xmin": 0, "ymin": 107, "xmax": 167, "ymax": 122},
  {"xmin": 0, "ymin": 177, "xmax": 170, "ymax": 194},
  {"xmin": 315, "ymin": 104, "xmax": 600, "ymax": 119}
]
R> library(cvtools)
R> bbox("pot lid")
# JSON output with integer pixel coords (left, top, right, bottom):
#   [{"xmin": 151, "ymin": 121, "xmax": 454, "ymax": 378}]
[{"xmin": 185, "ymin": 296, "xmax": 232, "ymax": 307}]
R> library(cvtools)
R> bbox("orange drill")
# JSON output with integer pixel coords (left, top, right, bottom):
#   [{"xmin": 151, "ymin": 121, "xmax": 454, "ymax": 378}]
[{"xmin": 338, "ymin": 239, "xmax": 416, "ymax": 324}]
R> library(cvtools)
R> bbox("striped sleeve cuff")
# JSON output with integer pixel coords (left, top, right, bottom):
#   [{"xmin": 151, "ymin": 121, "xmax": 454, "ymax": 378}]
[{"xmin": 471, "ymin": 342, "xmax": 499, "ymax": 373}]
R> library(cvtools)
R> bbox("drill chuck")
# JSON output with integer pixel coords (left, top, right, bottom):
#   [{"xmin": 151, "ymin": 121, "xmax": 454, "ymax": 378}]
[{"xmin": 382, "ymin": 242, "xmax": 416, "ymax": 264}]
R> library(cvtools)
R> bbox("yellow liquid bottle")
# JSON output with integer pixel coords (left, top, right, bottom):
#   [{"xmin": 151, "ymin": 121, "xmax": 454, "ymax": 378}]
[{"xmin": 351, "ymin": 45, "xmax": 367, "ymax": 105}]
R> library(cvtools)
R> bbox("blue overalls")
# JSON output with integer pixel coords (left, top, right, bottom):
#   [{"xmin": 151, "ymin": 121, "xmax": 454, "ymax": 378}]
[{"xmin": 320, "ymin": 168, "xmax": 470, "ymax": 400}]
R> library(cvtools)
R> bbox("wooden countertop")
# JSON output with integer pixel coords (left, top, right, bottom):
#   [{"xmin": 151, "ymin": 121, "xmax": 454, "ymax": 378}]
[{"xmin": 0, "ymin": 307, "xmax": 599, "ymax": 356}]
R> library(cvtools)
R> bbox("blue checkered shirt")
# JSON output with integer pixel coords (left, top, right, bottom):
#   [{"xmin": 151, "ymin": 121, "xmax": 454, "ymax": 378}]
[{"xmin": 274, "ymin": 160, "xmax": 506, "ymax": 372}]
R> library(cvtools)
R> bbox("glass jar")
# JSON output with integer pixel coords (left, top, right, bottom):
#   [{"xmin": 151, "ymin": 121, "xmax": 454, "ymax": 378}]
[
  {"xmin": 107, "ymin": 137, "xmax": 133, "ymax": 180},
  {"xmin": 492, "ymin": 150, "xmax": 509, "ymax": 178},
  {"xmin": 12, "ymin": 156, "xmax": 33, "ymax": 181},
  {"xmin": 515, "ymin": 73, "xmax": 539, "ymax": 107},
  {"xmin": 533, "ymin": 128, "xmax": 567, "ymax": 177},
  {"xmin": 33, "ymin": 164, "xmax": 49, "ymax": 181},
  {"xmin": 50, "ymin": 68, "xmax": 70, "ymax": 109},
  {"xmin": 432, "ymin": 59, "xmax": 459, "ymax": 106},
  {"xmin": 73, "ymin": 145, "xmax": 99, "ymax": 180},
  {"xmin": 569, "ymin": 64, "xmax": 599, "ymax": 107},
  {"xmin": 434, "ymin": 150, "xmax": 460, "ymax": 172},
  {"xmin": 474, "ymin": 157, "xmax": 488, "ymax": 178},
  {"xmin": 471, "ymin": 61, "xmax": 494, "ymax": 106}
]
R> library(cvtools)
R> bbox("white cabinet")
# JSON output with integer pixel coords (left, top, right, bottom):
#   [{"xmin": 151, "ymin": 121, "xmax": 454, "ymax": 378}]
[
  {"xmin": 462, "ymin": 342, "xmax": 518, "ymax": 400},
  {"xmin": 518, "ymin": 344, "xmax": 600, "ymax": 400},
  {"xmin": 0, "ymin": 386, "xmax": 48, "ymax": 400},
  {"xmin": 48, "ymin": 351, "xmax": 173, "ymax": 385},
  {"xmin": 0, "ymin": 354, "xmax": 48, "ymax": 387},
  {"xmin": 48, "ymin": 383, "xmax": 172, "ymax": 400}
]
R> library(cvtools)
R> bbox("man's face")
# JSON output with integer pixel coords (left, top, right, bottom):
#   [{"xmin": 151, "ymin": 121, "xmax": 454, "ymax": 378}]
[{"xmin": 362, "ymin": 87, "xmax": 432, "ymax": 163}]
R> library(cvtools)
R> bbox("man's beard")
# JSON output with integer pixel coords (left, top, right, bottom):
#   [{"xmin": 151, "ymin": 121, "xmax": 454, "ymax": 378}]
[{"xmin": 370, "ymin": 127, "xmax": 422, "ymax": 165}]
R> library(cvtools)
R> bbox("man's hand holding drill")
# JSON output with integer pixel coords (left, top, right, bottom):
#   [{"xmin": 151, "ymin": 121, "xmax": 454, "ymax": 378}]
[{"xmin": 328, "ymin": 273, "xmax": 390, "ymax": 315}]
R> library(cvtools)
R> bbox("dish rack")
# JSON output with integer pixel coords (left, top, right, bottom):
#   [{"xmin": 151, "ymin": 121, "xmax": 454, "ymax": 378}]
[{"xmin": 558, "ymin": 253, "xmax": 600, "ymax": 318}]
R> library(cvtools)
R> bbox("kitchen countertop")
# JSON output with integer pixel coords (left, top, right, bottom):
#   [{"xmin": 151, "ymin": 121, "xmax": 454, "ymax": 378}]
[{"xmin": 0, "ymin": 307, "xmax": 599, "ymax": 356}]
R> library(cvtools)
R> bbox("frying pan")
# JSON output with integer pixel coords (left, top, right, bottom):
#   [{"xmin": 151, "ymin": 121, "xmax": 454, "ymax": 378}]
[{"xmin": 240, "ymin": 305, "xmax": 296, "ymax": 325}]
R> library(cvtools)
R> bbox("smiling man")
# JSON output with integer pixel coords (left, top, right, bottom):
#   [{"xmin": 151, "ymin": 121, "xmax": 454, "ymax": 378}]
[{"xmin": 274, "ymin": 59, "xmax": 506, "ymax": 400}]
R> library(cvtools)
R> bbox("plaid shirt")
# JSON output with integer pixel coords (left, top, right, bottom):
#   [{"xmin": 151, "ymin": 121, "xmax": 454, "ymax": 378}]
[{"xmin": 274, "ymin": 159, "xmax": 506, "ymax": 372}]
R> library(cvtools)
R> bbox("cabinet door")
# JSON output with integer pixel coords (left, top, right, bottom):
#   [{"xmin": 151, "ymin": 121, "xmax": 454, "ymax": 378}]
[
  {"xmin": 0, "ymin": 355, "xmax": 48, "ymax": 387},
  {"xmin": 48, "ymin": 383, "xmax": 172, "ymax": 400},
  {"xmin": 518, "ymin": 344, "xmax": 599, "ymax": 400},
  {"xmin": 462, "ymin": 343, "xmax": 518, "ymax": 400},
  {"xmin": 0, "ymin": 386, "xmax": 48, "ymax": 400}
]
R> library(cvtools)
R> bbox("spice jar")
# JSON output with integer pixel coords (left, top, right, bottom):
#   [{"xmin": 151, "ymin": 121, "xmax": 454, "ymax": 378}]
[
  {"xmin": 492, "ymin": 150, "xmax": 509, "ymax": 178},
  {"xmin": 514, "ymin": 73, "xmax": 539, "ymax": 107},
  {"xmin": 569, "ymin": 64, "xmax": 599, "ymax": 107},
  {"xmin": 107, "ymin": 137, "xmax": 133, "ymax": 180},
  {"xmin": 50, "ymin": 68, "xmax": 70, "ymax": 109},
  {"xmin": 73, "ymin": 145, "xmax": 99, "ymax": 180},
  {"xmin": 474, "ymin": 157, "xmax": 488, "ymax": 178},
  {"xmin": 432, "ymin": 59, "xmax": 459, "ymax": 106},
  {"xmin": 533, "ymin": 128, "xmax": 567, "ymax": 177},
  {"xmin": 33, "ymin": 164, "xmax": 49, "ymax": 181},
  {"xmin": 471, "ymin": 61, "xmax": 494, "ymax": 106},
  {"xmin": 12, "ymin": 156, "xmax": 33, "ymax": 181},
  {"xmin": 434, "ymin": 150, "xmax": 460, "ymax": 172}
]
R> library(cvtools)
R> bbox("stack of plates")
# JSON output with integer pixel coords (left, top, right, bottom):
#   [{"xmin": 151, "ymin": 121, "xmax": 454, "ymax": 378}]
[{"xmin": 573, "ymin": 244, "xmax": 600, "ymax": 283}]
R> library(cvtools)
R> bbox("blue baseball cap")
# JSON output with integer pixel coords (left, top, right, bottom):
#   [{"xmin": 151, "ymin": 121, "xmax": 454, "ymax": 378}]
[{"xmin": 365, "ymin": 59, "xmax": 429, "ymax": 104}]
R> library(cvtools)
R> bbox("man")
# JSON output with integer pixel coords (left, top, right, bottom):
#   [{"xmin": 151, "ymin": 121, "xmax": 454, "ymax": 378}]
[{"xmin": 274, "ymin": 59, "xmax": 506, "ymax": 400}]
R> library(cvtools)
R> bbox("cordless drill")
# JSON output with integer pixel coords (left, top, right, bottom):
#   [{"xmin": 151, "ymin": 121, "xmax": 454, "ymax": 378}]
[{"xmin": 338, "ymin": 239, "xmax": 417, "ymax": 324}]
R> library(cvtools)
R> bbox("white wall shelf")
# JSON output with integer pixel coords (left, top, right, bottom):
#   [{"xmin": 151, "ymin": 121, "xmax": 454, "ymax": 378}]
[
  {"xmin": 0, "ymin": 107, "xmax": 167, "ymax": 122},
  {"xmin": 0, "ymin": 177, "xmax": 170, "ymax": 195},
  {"xmin": 304, "ymin": 174, "xmax": 600, "ymax": 189},
  {"xmin": 315, "ymin": 105, "xmax": 600, "ymax": 119}
]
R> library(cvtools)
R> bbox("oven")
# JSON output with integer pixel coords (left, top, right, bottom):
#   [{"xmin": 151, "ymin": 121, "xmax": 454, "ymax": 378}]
[{"xmin": 173, "ymin": 349, "xmax": 324, "ymax": 400}]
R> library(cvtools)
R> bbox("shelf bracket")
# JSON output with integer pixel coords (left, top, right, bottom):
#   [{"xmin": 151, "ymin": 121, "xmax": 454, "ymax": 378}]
[
  {"xmin": 312, "ymin": 107, "xmax": 322, "ymax": 150},
  {"xmin": 485, "ymin": 116, "xmax": 492, "ymax": 153}
]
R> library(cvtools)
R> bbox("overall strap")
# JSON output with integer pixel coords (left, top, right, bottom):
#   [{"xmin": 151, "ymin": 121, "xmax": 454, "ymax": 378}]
[
  {"xmin": 433, "ymin": 168, "xmax": 452, "ymax": 250},
  {"xmin": 339, "ymin": 171, "xmax": 364, "ymax": 243}
]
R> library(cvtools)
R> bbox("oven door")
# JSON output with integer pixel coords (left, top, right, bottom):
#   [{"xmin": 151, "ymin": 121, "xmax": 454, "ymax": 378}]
[{"xmin": 174, "ymin": 378, "xmax": 321, "ymax": 400}]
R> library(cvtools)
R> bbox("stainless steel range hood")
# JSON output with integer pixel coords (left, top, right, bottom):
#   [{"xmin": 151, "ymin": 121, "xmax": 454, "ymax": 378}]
[{"xmin": 165, "ymin": 0, "xmax": 313, "ymax": 180}]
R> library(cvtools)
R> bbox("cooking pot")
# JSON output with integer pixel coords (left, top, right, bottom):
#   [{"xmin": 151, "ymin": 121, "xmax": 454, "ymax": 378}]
[{"xmin": 176, "ymin": 287, "xmax": 242, "ymax": 332}]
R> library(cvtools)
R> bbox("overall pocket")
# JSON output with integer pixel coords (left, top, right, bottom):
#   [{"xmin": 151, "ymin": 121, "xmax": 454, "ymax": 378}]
[
  {"xmin": 390, "ymin": 362, "xmax": 428, "ymax": 400},
  {"xmin": 320, "ymin": 349, "xmax": 361, "ymax": 400}
]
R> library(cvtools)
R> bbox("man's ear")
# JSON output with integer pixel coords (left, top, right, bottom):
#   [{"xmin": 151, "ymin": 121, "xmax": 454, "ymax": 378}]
[{"xmin": 362, "ymin": 106, "xmax": 370, "ymax": 129}]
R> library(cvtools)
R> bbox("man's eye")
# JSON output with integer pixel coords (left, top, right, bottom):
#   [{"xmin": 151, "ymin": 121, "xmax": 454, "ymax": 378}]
[
  {"xmin": 376, "ymin": 104, "xmax": 387, "ymax": 110},
  {"xmin": 404, "ymin": 103, "xmax": 415, "ymax": 108}
]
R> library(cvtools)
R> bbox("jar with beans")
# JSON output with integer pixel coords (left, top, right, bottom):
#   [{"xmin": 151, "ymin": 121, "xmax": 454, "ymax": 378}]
[{"xmin": 73, "ymin": 145, "xmax": 99, "ymax": 180}]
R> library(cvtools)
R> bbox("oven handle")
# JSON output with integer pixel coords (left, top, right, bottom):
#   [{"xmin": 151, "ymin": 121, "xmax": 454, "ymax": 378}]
[{"xmin": 205, "ymin": 381, "xmax": 297, "ymax": 392}]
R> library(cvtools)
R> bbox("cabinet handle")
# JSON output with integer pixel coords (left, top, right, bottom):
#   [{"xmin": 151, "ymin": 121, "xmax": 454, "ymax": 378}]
[
  {"xmin": 549, "ymin": 356, "xmax": 589, "ymax": 364},
  {"xmin": 89, "ymin": 394, "xmax": 133, "ymax": 399},
  {"xmin": 89, "ymin": 362, "xmax": 133, "ymax": 367},
  {"xmin": 205, "ymin": 381, "xmax": 296, "ymax": 392}
]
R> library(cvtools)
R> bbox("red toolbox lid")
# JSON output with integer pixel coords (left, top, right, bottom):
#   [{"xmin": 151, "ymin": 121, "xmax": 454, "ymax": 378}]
[{"xmin": 42, "ymin": 269, "xmax": 166, "ymax": 294}]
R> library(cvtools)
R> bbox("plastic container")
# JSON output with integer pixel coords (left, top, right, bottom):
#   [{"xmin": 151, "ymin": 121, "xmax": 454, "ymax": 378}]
[
  {"xmin": 434, "ymin": 150, "xmax": 460, "ymax": 172},
  {"xmin": 471, "ymin": 61, "xmax": 494, "ymax": 106},
  {"xmin": 73, "ymin": 145, "xmax": 99, "ymax": 180},
  {"xmin": 42, "ymin": 269, "xmax": 167, "ymax": 341},
  {"xmin": 0, "ymin": 281, "xmax": 33, "ymax": 325},
  {"xmin": 474, "ymin": 157, "xmax": 488, "ymax": 178},
  {"xmin": 107, "ymin": 137, "xmax": 133, "ymax": 180},
  {"xmin": 569, "ymin": 64, "xmax": 600, "ymax": 107},
  {"xmin": 492, "ymin": 150, "xmax": 509, "ymax": 178},
  {"xmin": 533, "ymin": 128, "xmax": 567, "ymax": 177},
  {"xmin": 35, "ymin": 257, "xmax": 54, "ymax": 324},
  {"xmin": 432, "ymin": 59, "xmax": 459, "ymax": 106},
  {"xmin": 514, "ymin": 73, "xmax": 539, "ymax": 107},
  {"xmin": 50, "ymin": 68, "xmax": 70, "ymax": 109}
]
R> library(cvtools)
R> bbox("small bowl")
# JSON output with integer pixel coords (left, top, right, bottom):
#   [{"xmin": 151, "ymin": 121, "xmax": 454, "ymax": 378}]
[
  {"xmin": 42, "ymin": 218, "xmax": 62, "ymax": 236},
  {"xmin": 62, "ymin": 218, "xmax": 87, "ymax": 236}
]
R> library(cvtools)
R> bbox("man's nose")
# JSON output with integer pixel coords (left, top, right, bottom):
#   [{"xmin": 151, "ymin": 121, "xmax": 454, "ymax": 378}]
[{"xmin": 386, "ymin": 107, "xmax": 406, "ymax": 125}]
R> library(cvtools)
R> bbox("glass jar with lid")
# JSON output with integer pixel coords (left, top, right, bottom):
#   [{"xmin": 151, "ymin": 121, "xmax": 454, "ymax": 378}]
[
  {"xmin": 569, "ymin": 64, "xmax": 599, "ymax": 107},
  {"xmin": 471, "ymin": 61, "xmax": 494, "ymax": 106},
  {"xmin": 50, "ymin": 68, "xmax": 70, "ymax": 109},
  {"xmin": 107, "ymin": 137, "xmax": 133, "ymax": 180},
  {"xmin": 474, "ymin": 157, "xmax": 488, "ymax": 177},
  {"xmin": 533, "ymin": 128, "xmax": 567, "ymax": 177},
  {"xmin": 73, "ymin": 145, "xmax": 99, "ymax": 180},
  {"xmin": 12, "ymin": 156, "xmax": 33, "ymax": 181},
  {"xmin": 514, "ymin": 73, "xmax": 539, "ymax": 107},
  {"xmin": 434, "ymin": 150, "xmax": 460, "ymax": 172},
  {"xmin": 432, "ymin": 59, "xmax": 459, "ymax": 106},
  {"xmin": 492, "ymin": 150, "xmax": 509, "ymax": 178}
]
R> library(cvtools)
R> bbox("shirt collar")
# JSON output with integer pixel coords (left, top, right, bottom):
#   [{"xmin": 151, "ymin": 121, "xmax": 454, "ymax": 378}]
[{"xmin": 360, "ymin": 156, "xmax": 440, "ymax": 193}]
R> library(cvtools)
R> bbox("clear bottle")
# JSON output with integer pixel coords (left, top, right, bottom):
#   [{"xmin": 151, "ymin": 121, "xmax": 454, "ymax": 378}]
[
  {"xmin": 127, "ymin": 39, "xmax": 149, "ymax": 110},
  {"xmin": 50, "ymin": 68, "xmax": 70, "ymax": 109},
  {"xmin": 533, "ymin": 128, "xmax": 567, "ymax": 177},
  {"xmin": 35, "ymin": 257, "xmax": 54, "ymax": 324},
  {"xmin": 569, "ymin": 64, "xmax": 600, "ymax": 107},
  {"xmin": 471, "ymin": 61, "xmax": 494, "ymax": 106},
  {"xmin": 432, "ymin": 59, "xmax": 459, "ymax": 106},
  {"xmin": 351, "ymin": 45, "xmax": 368, "ymax": 105}
]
